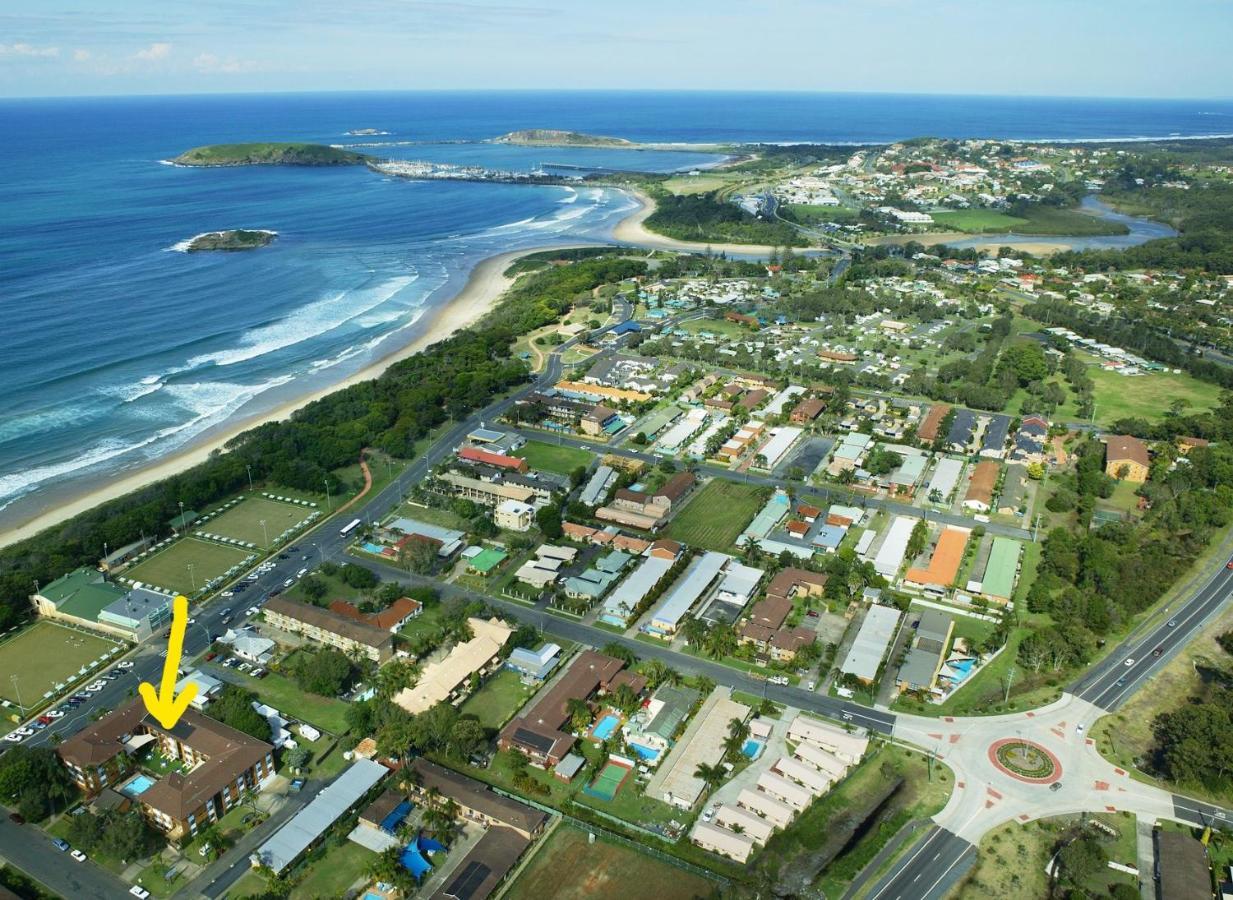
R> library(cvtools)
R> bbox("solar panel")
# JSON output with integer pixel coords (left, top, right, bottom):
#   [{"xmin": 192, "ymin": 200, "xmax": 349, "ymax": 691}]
[
  {"xmin": 512, "ymin": 727, "xmax": 554, "ymax": 755},
  {"xmin": 444, "ymin": 861, "xmax": 491, "ymax": 900}
]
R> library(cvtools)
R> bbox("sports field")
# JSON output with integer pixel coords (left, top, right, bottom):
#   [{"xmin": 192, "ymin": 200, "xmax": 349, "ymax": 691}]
[
  {"xmin": 506, "ymin": 824, "xmax": 718, "ymax": 900},
  {"xmin": 202, "ymin": 496, "xmax": 315, "ymax": 548},
  {"xmin": 1084, "ymin": 362, "xmax": 1222, "ymax": 424},
  {"xmin": 665, "ymin": 480, "xmax": 769, "ymax": 551},
  {"xmin": 124, "ymin": 537, "xmax": 253, "ymax": 594},
  {"xmin": 0, "ymin": 621, "xmax": 120, "ymax": 707}
]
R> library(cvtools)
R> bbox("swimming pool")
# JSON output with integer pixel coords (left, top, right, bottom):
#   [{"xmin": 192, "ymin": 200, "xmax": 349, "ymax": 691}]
[
  {"xmin": 629, "ymin": 742, "xmax": 660, "ymax": 761},
  {"xmin": 362, "ymin": 542, "xmax": 385, "ymax": 555},
  {"xmin": 741, "ymin": 739, "xmax": 764, "ymax": 760},
  {"xmin": 592, "ymin": 713, "xmax": 621, "ymax": 741},
  {"xmin": 120, "ymin": 773, "xmax": 157, "ymax": 798}
]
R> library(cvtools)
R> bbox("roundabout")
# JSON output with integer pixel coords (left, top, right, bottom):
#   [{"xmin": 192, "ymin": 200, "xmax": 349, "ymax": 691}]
[{"xmin": 988, "ymin": 738, "xmax": 1062, "ymax": 784}]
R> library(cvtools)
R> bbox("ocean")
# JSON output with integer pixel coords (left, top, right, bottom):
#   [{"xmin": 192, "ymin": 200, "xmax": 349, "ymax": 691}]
[{"xmin": 2, "ymin": 90, "xmax": 1231, "ymax": 530}]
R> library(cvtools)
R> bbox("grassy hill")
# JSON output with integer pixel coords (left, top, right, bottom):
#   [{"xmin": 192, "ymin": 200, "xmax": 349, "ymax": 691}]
[
  {"xmin": 173, "ymin": 142, "xmax": 370, "ymax": 167},
  {"xmin": 493, "ymin": 129, "xmax": 635, "ymax": 148}
]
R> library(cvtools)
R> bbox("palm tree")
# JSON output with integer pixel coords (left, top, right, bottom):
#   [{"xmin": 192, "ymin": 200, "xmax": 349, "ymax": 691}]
[
  {"xmin": 694, "ymin": 762, "xmax": 726, "ymax": 794},
  {"xmin": 566, "ymin": 698, "xmax": 592, "ymax": 733},
  {"xmin": 639, "ymin": 659, "xmax": 671, "ymax": 690},
  {"xmin": 727, "ymin": 716, "xmax": 750, "ymax": 744}
]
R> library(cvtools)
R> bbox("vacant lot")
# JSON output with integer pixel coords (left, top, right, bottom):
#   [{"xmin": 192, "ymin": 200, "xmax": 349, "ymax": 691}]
[
  {"xmin": 459, "ymin": 668, "xmax": 535, "ymax": 729},
  {"xmin": 203, "ymin": 496, "xmax": 316, "ymax": 548},
  {"xmin": 125, "ymin": 538, "xmax": 253, "ymax": 595},
  {"xmin": 0, "ymin": 621, "xmax": 120, "ymax": 707},
  {"xmin": 1085, "ymin": 362, "xmax": 1222, "ymax": 424},
  {"xmin": 666, "ymin": 480, "xmax": 768, "ymax": 551},
  {"xmin": 507, "ymin": 824, "xmax": 718, "ymax": 900},
  {"xmin": 223, "ymin": 663, "xmax": 350, "ymax": 735},
  {"xmin": 514, "ymin": 440, "xmax": 595, "ymax": 475}
]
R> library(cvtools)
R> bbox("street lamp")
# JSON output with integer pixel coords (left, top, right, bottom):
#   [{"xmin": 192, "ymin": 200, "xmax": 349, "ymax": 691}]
[
  {"xmin": 246, "ymin": 464, "xmax": 254, "ymax": 493},
  {"xmin": 177, "ymin": 500, "xmax": 185, "ymax": 536},
  {"xmin": 259, "ymin": 519, "xmax": 269, "ymax": 548},
  {"xmin": 10, "ymin": 674, "xmax": 23, "ymax": 714},
  {"xmin": 324, "ymin": 479, "xmax": 332, "ymax": 512},
  {"xmin": 187, "ymin": 563, "xmax": 196, "ymax": 592}
]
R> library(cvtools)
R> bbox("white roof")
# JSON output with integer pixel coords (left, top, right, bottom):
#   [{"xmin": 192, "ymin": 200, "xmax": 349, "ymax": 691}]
[
  {"xmin": 872, "ymin": 516, "xmax": 916, "ymax": 578},
  {"xmin": 927, "ymin": 457, "xmax": 964, "ymax": 498},
  {"xmin": 603, "ymin": 555, "xmax": 674, "ymax": 619},
  {"xmin": 756, "ymin": 426, "xmax": 804, "ymax": 469},
  {"xmin": 255, "ymin": 759, "xmax": 387, "ymax": 873},
  {"xmin": 714, "ymin": 563, "xmax": 764, "ymax": 605},
  {"xmin": 651, "ymin": 551, "xmax": 730, "ymax": 630},
  {"xmin": 839, "ymin": 604, "xmax": 902, "ymax": 681}
]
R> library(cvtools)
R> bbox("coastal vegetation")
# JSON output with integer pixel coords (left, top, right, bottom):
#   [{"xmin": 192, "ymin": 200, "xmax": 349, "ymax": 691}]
[
  {"xmin": 931, "ymin": 204, "xmax": 1127, "ymax": 236},
  {"xmin": 644, "ymin": 190, "xmax": 806, "ymax": 246},
  {"xmin": 493, "ymin": 129, "xmax": 636, "ymax": 148},
  {"xmin": 184, "ymin": 229, "xmax": 276, "ymax": 252},
  {"xmin": 0, "ymin": 254, "xmax": 645, "ymax": 631},
  {"xmin": 172, "ymin": 142, "xmax": 370, "ymax": 167}
]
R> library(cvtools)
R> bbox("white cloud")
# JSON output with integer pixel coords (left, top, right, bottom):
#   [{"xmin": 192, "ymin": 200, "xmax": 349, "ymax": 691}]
[
  {"xmin": 192, "ymin": 52, "xmax": 260, "ymax": 74},
  {"xmin": 0, "ymin": 42, "xmax": 60, "ymax": 59},
  {"xmin": 133, "ymin": 42, "xmax": 171, "ymax": 62},
  {"xmin": 72, "ymin": 49, "xmax": 91, "ymax": 62}
]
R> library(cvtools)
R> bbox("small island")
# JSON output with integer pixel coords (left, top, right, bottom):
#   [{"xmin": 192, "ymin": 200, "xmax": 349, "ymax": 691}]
[
  {"xmin": 182, "ymin": 229, "xmax": 277, "ymax": 252},
  {"xmin": 172, "ymin": 142, "xmax": 371, "ymax": 167},
  {"xmin": 345, "ymin": 128, "xmax": 389, "ymax": 136},
  {"xmin": 492, "ymin": 129, "xmax": 637, "ymax": 149}
]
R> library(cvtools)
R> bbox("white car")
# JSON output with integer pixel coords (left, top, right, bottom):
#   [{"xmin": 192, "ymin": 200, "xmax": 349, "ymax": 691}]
[
  {"xmin": 70, "ymin": 849, "xmax": 87, "ymax": 862},
  {"xmin": 283, "ymin": 578, "xmax": 293, "ymax": 588},
  {"xmin": 16, "ymin": 727, "xmax": 35, "ymax": 737},
  {"xmin": 1124, "ymin": 658, "xmax": 1135, "ymax": 667},
  {"xmin": 247, "ymin": 606, "xmax": 260, "ymax": 616},
  {"xmin": 1075, "ymin": 723, "xmax": 1085, "ymax": 734},
  {"xmin": 116, "ymin": 661, "xmax": 134, "ymax": 669},
  {"xmin": 4, "ymin": 732, "xmax": 22, "ymax": 742},
  {"xmin": 221, "ymin": 590, "xmax": 234, "ymax": 598},
  {"xmin": 129, "ymin": 887, "xmax": 151, "ymax": 899},
  {"xmin": 46, "ymin": 710, "xmax": 64, "ymax": 719}
]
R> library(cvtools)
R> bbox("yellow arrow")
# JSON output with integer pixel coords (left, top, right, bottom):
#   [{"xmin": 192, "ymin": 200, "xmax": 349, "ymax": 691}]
[{"xmin": 139, "ymin": 594, "xmax": 198, "ymax": 729}]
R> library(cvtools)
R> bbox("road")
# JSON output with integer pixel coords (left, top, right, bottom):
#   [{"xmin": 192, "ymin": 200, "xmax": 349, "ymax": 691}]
[
  {"xmin": 0, "ymin": 814, "xmax": 133, "ymax": 899},
  {"xmin": 865, "ymin": 826, "xmax": 974, "ymax": 900}
]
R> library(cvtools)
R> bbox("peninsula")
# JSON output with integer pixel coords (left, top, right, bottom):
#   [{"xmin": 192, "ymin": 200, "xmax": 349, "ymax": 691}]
[
  {"xmin": 172, "ymin": 142, "xmax": 371, "ymax": 167},
  {"xmin": 492, "ymin": 129, "xmax": 636, "ymax": 149},
  {"xmin": 181, "ymin": 229, "xmax": 277, "ymax": 252}
]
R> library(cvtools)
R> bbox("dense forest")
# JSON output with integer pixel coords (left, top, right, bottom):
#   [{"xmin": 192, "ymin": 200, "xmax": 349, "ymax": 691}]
[{"xmin": 0, "ymin": 255, "xmax": 645, "ymax": 630}]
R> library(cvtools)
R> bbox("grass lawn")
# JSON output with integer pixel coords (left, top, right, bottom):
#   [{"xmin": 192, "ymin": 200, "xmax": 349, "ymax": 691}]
[
  {"xmin": 1085, "ymin": 362, "xmax": 1223, "ymax": 425},
  {"xmin": 0, "ymin": 621, "xmax": 120, "ymax": 708},
  {"xmin": 661, "ymin": 174, "xmax": 734, "ymax": 196},
  {"xmin": 226, "ymin": 869, "xmax": 269, "ymax": 898},
  {"xmin": 132, "ymin": 859, "xmax": 192, "ymax": 899},
  {"xmin": 202, "ymin": 496, "xmax": 317, "ymax": 549},
  {"xmin": 513, "ymin": 440, "xmax": 595, "ymax": 476},
  {"xmin": 677, "ymin": 317, "xmax": 754, "ymax": 339},
  {"xmin": 394, "ymin": 502, "xmax": 471, "ymax": 533},
  {"xmin": 124, "ymin": 537, "xmax": 254, "ymax": 595},
  {"xmin": 931, "ymin": 210, "xmax": 1030, "ymax": 233},
  {"xmin": 228, "ymin": 667, "xmax": 350, "ymax": 736},
  {"xmin": 785, "ymin": 203, "xmax": 859, "ymax": 225},
  {"xmin": 954, "ymin": 812, "xmax": 1137, "ymax": 898},
  {"xmin": 288, "ymin": 840, "xmax": 373, "ymax": 900},
  {"xmin": 459, "ymin": 668, "xmax": 536, "ymax": 729},
  {"xmin": 507, "ymin": 824, "xmax": 719, "ymax": 900},
  {"xmin": 1091, "ymin": 603, "xmax": 1233, "ymax": 806},
  {"xmin": 665, "ymin": 480, "xmax": 769, "ymax": 552}
]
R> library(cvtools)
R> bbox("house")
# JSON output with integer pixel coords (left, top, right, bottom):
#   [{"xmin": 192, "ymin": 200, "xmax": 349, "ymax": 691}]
[
  {"xmin": 692, "ymin": 820, "xmax": 755, "ymax": 862},
  {"xmin": 58, "ymin": 700, "xmax": 274, "ymax": 840},
  {"xmin": 175, "ymin": 670, "xmax": 223, "ymax": 710},
  {"xmin": 581, "ymin": 405, "xmax": 619, "ymax": 436},
  {"xmin": 1156, "ymin": 831, "xmax": 1212, "ymax": 900},
  {"xmin": 917, "ymin": 403, "xmax": 951, "ymax": 443},
  {"xmin": 790, "ymin": 397, "xmax": 827, "ymax": 423},
  {"xmin": 839, "ymin": 604, "xmax": 901, "ymax": 683},
  {"xmin": 219, "ymin": 627, "xmax": 275, "ymax": 664},
  {"xmin": 737, "ymin": 787, "xmax": 795, "ymax": 828},
  {"xmin": 963, "ymin": 460, "xmax": 1000, "ymax": 512},
  {"xmin": 494, "ymin": 499, "xmax": 535, "ymax": 532},
  {"xmin": 498, "ymin": 651, "xmax": 644, "ymax": 766},
  {"xmin": 439, "ymin": 472, "xmax": 537, "ymax": 509},
  {"xmin": 904, "ymin": 527, "xmax": 969, "ymax": 591},
  {"xmin": 649, "ymin": 688, "xmax": 749, "ymax": 809},
  {"xmin": 1103, "ymin": 434, "xmax": 1150, "ymax": 482},
  {"xmin": 393, "ymin": 617, "xmax": 513, "ymax": 715},
  {"xmin": 597, "ymin": 471, "xmax": 696, "ymax": 529},
  {"xmin": 979, "ymin": 414, "xmax": 1011, "ymax": 458},
  {"xmin": 263, "ymin": 595, "xmax": 393, "ymax": 663},
  {"xmin": 328, "ymin": 597, "xmax": 422, "ymax": 633},
  {"xmin": 506, "ymin": 643, "xmax": 562, "ymax": 681},
  {"xmin": 32, "ymin": 569, "xmax": 173, "ymax": 641},
  {"xmin": 896, "ymin": 610, "xmax": 955, "ymax": 694}
]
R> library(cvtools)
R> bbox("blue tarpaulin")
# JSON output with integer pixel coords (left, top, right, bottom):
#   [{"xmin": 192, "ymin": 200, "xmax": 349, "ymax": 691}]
[{"xmin": 379, "ymin": 800, "xmax": 412, "ymax": 834}]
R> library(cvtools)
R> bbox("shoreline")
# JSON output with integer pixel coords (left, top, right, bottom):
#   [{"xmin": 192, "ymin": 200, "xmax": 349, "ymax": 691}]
[
  {"xmin": 610, "ymin": 188, "xmax": 788, "ymax": 256},
  {"xmin": 0, "ymin": 244, "xmax": 577, "ymax": 549}
]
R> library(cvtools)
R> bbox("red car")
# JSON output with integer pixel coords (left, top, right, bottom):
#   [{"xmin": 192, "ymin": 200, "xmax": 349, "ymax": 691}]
[
  {"xmin": 36, "ymin": 715, "xmax": 53, "ymax": 725},
  {"xmin": 1227, "ymin": 557, "xmax": 1233, "ymax": 569}
]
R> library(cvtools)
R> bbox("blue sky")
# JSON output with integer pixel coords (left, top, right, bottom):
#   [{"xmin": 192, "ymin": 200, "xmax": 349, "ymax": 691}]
[{"xmin": 1, "ymin": 0, "xmax": 1229, "ymax": 98}]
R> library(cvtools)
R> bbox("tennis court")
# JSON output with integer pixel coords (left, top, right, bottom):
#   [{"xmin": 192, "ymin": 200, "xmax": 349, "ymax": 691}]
[
  {"xmin": 0, "ymin": 621, "xmax": 121, "ymax": 707},
  {"xmin": 583, "ymin": 761, "xmax": 632, "ymax": 801},
  {"xmin": 200, "ymin": 496, "xmax": 317, "ymax": 549},
  {"xmin": 123, "ymin": 537, "xmax": 254, "ymax": 595}
]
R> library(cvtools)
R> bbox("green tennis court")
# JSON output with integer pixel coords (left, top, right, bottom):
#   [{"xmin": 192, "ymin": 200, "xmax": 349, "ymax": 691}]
[{"xmin": 584, "ymin": 761, "xmax": 632, "ymax": 801}]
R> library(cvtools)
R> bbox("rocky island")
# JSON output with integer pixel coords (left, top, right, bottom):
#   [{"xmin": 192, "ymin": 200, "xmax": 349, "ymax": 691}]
[
  {"xmin": 179, "ymin": 229, "xmax": 277, "ymax": 252},
  {"xmin": 492, "ymin": 129, "xmax": 637, "ymax": 149},
  {"xmin": 172, "ymin": 142, "xmax": 371, "ymax": 167}
]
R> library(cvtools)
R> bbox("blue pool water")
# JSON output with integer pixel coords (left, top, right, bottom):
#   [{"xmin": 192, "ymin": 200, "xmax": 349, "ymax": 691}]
[
  {"xmin": 629, "ymin": 742, "xmax": 660, "ymax": 762},
  {"xmin": 120, "ymin": 774, "xmax": 157, "ymax": 797},
  {"xmin": 949, "ymin": 659, "xmax": 976, "ymax": 682},
  {"xmin": 362, "ymin": 542, "xmax": 385, "ymax": 555},
  {"xmin": 599, "ymin": 615, "xmax": 625, "ymax": 628},
  {"xmin": 742, "ymin": 739, "xmax": 764, "ymax": 760},
  {"xmin": 592, "ymin": 713, "xmax": 621, "ymax": 741}
]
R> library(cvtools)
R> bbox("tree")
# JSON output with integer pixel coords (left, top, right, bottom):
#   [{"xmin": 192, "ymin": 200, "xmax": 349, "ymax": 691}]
[
  {"xmin": 398, "ymin": 539, "xmax": 437, "ymax": 574},
  {"xmin": 0, "ymin": 746, "xmax": 76, "ymax": 821},
  {"xmin": 601, "ymin": 642, "xmax": 635, "ymax": 665},
  {"xmin": 906, "ymin": 519, "xmax": 929, "ymax": 561},
  {"xmin": 284, "ymin": 746, "xmax": 311, "ymax": 771},
  {"xmin": 299, "ymin": 575, "xmax": 327, "ymax": 602},
  {"xmin": 566, "ymin": 698, "xmax": 593, "ymax": 733},
  {"xmin": 447, "ymin": 718, "xmax": 488, "ymax": 760},
  {"xmin": 338, "ymin": 563, "xmax": 378, "ymax": 590},
  {"xmin": 287, "ymin": 648, "xmax": 354, "ymax": 697},
  {"xmin": 1058, "ymin": 836, "xmax": 1107, "ymax": 885},
  {"xmin": 535, "ymin": 503, "xmax": 563, "ymax": 539},
  {"xmin": 693, "ymin": 762, "xmax": 726, "ymax": 794},
  {"xmin": 209, "ymin": 684, "xmax": 273, "ymax": 742}
]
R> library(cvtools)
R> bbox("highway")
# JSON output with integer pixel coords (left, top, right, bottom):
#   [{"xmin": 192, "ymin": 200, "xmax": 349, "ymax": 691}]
[{"xmin": 864, "ymin": 826, "xmax": 975, "ymax": 900}]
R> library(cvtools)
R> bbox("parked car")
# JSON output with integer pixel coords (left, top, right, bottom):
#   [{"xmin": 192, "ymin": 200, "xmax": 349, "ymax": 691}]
[
  {"xmin": 247, "ymin": 606, "xmax": 260, "ymax": 616},
  {"xmin": 47, "ymin": 709, "xmax": 65, "ymax": 718},
  {"xmin": 205, "ymin": 652, "xmax": 217, "ymax": 661},
  {"xmin": 130, "ymin": 887, "xmax": 151, "ymax": 899},
  {"xmin": 9, "ymin": 812, "xmax": 25, "ymax": 824},
  {"xmin": 16, "ymin": 727, "xmax": 35, "ymax": 737},
  {"xmin": 51, "ymin": 838, "xmax": 70, "ymax": 852},
  {"xmin": 70, "ymin": 849, "xmax": 87, "ymax": 862},
  {"xmin": 198, "ymin": 842, "xmax": 212, "ymax": 858},
  {"xmin": 116, "ymin": 660, "xmax": 134, "ymax": 669},
  {"xmin": 4, "ymin": 732, "xmax": 22, "ymax": 743},
  {"xmin": 220, "ymin": 591, "xmax": 234, "ymax": 598},
  {"xmin": 251, "ymin": 667, "xmax": 267, "ymax": 679}
]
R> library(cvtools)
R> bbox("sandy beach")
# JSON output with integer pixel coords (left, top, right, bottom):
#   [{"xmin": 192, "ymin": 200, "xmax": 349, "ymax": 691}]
[{"xmin": 0, "ymin": 245, "xmax": 570, "ymax": 549}]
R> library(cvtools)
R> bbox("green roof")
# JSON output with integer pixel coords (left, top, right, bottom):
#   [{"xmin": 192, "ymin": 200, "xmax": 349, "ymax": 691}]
[
  {"xmin": 982, "ymin": 538, "xmax": 1022, "ymax": 600},
  {"xmin": 468, "ymin": 548, "xmax": 508, "ymax": 575},
  {"xmin": 41, "ymin": 568, "xmax": 127, "ymax": 622},
  {"xmin": 169, "ymin": 510, "xmax": 199, "ymax": 529}
]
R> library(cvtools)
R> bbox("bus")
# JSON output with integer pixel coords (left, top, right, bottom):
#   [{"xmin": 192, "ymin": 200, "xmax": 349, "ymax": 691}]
[{"xmin": 339, "ymin": 518, "xmax": 362, "ymax": 537}]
